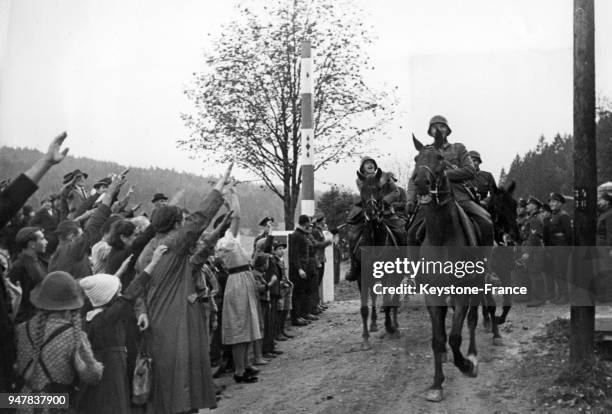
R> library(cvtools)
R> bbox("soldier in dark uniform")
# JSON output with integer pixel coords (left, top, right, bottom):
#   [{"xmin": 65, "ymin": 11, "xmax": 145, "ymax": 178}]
[
  {"xmin": 388, "ymin": 172, "xmax": 408, "ymax": 220},
  {"xmin": 468, "ymin": 150, "xmax": 497, "ymax": 205},
  {"xmin": 345, "ymin": 156, "xmax": 404, "ymax": 281},
  {"xmin": 545, "ymin": 193, "xmax": 573, "ymax": 304},
  {"xmin": 520, "ymin": 197, "xmax": 546, "ymax": 307},
  {"xmin": 406, "ymin": 116, "xmax": 494, "ymax": 245}
]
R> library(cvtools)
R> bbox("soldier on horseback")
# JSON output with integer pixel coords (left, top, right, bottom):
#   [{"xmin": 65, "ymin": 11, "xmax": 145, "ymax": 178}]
[
  {"xmin": 406, "ymin": 115, "xmax": 494, "ymax": 246},
  {"xmin": 467, "ymin": 150, "xmax": 497, "ymax": 206},
  {"xmin": 345, "ymin": 156, "xmax": 406, "ymax": 281}
]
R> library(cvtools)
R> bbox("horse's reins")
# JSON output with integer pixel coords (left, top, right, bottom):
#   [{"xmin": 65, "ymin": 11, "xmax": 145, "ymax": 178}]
[
  {"xmin": 362, "ymin": 195, "xmax": 399, "ymax": 249},
  {"xmin": 417, "ymin": 165, "xmax": 452, "ymax": 206}
]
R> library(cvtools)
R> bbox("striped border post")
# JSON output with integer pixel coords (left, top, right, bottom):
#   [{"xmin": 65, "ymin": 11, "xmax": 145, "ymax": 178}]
[{"xmin": 300, "ymin": 40, "xmax": 315, "ymax": 216}]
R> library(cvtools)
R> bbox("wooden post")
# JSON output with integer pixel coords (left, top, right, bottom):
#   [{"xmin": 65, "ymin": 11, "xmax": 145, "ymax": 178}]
[{"xmin": 571, "ymin": 0, "xmax": 596, "ymax": 366}]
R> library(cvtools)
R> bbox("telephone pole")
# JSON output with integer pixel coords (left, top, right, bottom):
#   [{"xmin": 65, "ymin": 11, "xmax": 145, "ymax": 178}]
[{"xmin": 571, "ymin": 0, "xmax": 596, "ymax": 366}]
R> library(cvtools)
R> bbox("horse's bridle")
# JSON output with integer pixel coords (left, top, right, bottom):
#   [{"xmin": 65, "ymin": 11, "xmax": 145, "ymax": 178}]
[
  {"xmin": 363, "ymin": 195, "xmax": 382, "ymax": 222},
  {"xmin": 417, "ymin": 165, "xmax": 452, "ymax": 206}
]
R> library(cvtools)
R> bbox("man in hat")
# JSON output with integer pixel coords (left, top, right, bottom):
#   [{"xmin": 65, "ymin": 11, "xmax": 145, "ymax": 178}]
[
  {"xmin": 50, "ymin": 173, "xmax": 127, "ymax": 278},
  {"xmin": 468, "ymin": 150, "xmax": 497, "ymax": 204},
  {"xmin": 545, "ymin": 193, "xmax": 572, "ymax": 304},
  {"xmin": 520, "ymin": 196, "xmax": 546, "ymax": 307},
  {"xmin": 406, "ymin": 116, "xmax": 494, "ymax": 246},
  {"xmin": 253, "ymin": 216, "xmax": 274, "ymax": 256},
  {"xmin": 60, "ymin": 169, "xmax": 89, "ymax": 219},
  {"xmin": 150, "ymin": 193, "xmax": 168, "ymax": 221},
  {"xmin": 8, "ymin": 227, "xmax": 48, "ymax": 323},
  {"xmin": 345, "ymin": 156, "xmax": 404, "ymax": 280},
  {"xmin": 268, "ymin": 240, "xmax": 294, "ymax": 340},
  {"xmin": 288, "ymin": 215, "xmax": 317, "ymax": 325},
  {"xmin": 93, "ymin": 177, "xmax": 111, "ymax": 195}
]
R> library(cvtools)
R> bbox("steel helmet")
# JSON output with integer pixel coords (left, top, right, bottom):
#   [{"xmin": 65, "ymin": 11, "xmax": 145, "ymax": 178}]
[
  {"xmin": 428, "ymin": 115, "xmax": 452, "ymax": 137},
  {"xmin": 468, "ymin": 151, "xmax": 482, "ymax": 163}
]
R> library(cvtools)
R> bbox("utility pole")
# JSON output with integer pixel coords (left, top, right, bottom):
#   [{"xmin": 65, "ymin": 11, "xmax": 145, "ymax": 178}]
[
  {"xmin": 571, "ymin": 0, "xmax": 596, "ymax": 366},
  {"xmin": 300, "ymin": 40, "xmax": 315, "ymax": 217}
]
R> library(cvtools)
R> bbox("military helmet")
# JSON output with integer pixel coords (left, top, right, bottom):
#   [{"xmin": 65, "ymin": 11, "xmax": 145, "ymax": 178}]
[
  {"xmin": 468, "ymin": 151, "xmax": 482, "ymax": 163},
  {"xmin": 428, "ymin": 115, "xmax": 452, "ymax": 137}
]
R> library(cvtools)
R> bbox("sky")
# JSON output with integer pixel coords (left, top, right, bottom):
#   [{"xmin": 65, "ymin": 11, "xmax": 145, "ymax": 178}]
[{"xmin": 0, "ymin": 0, "xmax": 611, "ymax": 190}]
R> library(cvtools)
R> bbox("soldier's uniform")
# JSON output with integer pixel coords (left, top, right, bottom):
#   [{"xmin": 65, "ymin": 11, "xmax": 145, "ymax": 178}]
[
  {"xmin": 521, "ymin": 197, "xmax": 546, "ymax": 306},
  {"xmin": 467, "ymin": 151, "xmax": 497, "ymax": 204},
  {"xmin": 545, "ymin": 193, "xmax": 572, "ymax": 303},
  {"xmin": 406, "ymin": 117, "xmax": 493, "ymax": 246},
  {"xmin": 345, "ymin": 157, "xmax": 405, "ymax": 281}
]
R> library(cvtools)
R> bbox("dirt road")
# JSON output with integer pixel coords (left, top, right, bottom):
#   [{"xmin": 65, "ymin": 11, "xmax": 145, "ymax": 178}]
[{"xmin": 206, "ymin": 281, "xmax": 580, "ymax": 414}]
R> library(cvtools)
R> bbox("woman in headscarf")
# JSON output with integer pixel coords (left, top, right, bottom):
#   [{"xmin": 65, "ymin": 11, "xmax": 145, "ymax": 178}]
[
  {"xmin": 136, "ymin": 164, "xmax": 233, "ymax": 414},
  {"xmin": 76, "ymin": 244, "xmax": 167, "ymax": 414}
]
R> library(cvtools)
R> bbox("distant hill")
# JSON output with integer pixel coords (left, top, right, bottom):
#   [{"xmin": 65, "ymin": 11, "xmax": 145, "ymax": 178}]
[{"xmin": 0, "ymin": 146, "xmax": 284, "ymax": 234}]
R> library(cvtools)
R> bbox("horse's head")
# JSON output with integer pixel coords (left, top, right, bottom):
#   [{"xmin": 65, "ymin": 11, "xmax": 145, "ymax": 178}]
[
  {"xmin": 357, "ymin": 168, "xmax": 384, "ymax": 222},
  {"xmin": 486, "ymin": 180, "xmax": 521, "ymax": 244},
  {"xmin": 411, "ymin": 134, "xmax": 451, "ymax": 205}
]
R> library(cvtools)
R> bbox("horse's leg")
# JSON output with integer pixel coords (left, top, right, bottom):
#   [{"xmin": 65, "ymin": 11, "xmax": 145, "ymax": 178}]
[
  {"xmin": 481, "ymin": 294, "xmax": 491, "ymax": 331},
  {"xmin": 359, "ymin": 276, "xmax": 371, "ymax": 350},
  {"xmin": 466, "ymin": 302, "xmax": 479, "ymax": 374},
  {"xmin": 449, "ymin": 298, "xmax": 477, "ymax": 377},
  {"xmin": 495, "ymin": 271, "xmax": 513, "ymax": 325},
  {"xmin": 425, "ymin": 305, "xmax": 447, "ymax": 402},
  {"xmin": 370, "ymin": 292, "xmax": 378, "ymax": 332},
  {"xmin": 486, "ymin": 292, "xmax": 503, "ymax": 345}
]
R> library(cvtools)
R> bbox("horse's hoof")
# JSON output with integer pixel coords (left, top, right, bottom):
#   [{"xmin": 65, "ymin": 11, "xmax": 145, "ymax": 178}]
[
  {"xmin": 492, "ymin": 337, "xmax": 504, "ymax": 346},
  {"xmin": 370, "ymin": 323, "xmax": 378, "ymax": 332},
  {"xmin": 389, "ymin": 330, "xmax": 401, "ymax": 339},
  {"xmin": 361, "ymin": 340, "xmax": 372, "ymax": 351},
  {"xmin": 424, "ymin": 388, "xmax": 444, "ymax": 402},
  {"xmin": 494, "ymin": 316, "xmax": 506, "ymax": 325},
  {"xmin": 464, "ymin": 354, "xmax": 478, "ymax": 377}
]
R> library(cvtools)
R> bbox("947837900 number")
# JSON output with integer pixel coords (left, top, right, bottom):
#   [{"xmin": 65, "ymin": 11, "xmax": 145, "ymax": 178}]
[{"xmin": 0, "ymin": 393, "xmax": 69, "ymax": 409}]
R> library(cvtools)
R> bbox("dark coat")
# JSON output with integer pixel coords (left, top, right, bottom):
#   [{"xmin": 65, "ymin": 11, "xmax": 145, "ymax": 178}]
[
  {"xmin": 78, "ymin": 270, "xmax": 151, "ymax": 414},
  {"xmin": 48, "ymin": 204, "xmax": 110, "ymax": 278},
  {"xmin": 289, "ymin": 227, "xmax": 316, "ymax": 278},
  {"xmin": 597, "ymin": 209, "xmax": 612, "ymax": 246},
  {"xmin": 407, "ymin": 141, "xmax": 476, "ymax": 202},
  {"xmin": 8, "ymin": 250, "xmax": 47, "ymax": 323},
  {"xmin": 0, "ymin": 174, "xmax": 38, "ymax": 230},
  {"xmin": 471, "ymin": 170, "xmax": 497, "ymax": 201},
  {"xmin": 545, "ymin": 210, "xmax": 572, "ymax": 246}
]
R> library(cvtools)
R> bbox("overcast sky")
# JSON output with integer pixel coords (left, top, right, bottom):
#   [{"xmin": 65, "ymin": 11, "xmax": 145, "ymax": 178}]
[{"xmin": 1, "ymin": 0, "xmax": 611, "ymax": 190}]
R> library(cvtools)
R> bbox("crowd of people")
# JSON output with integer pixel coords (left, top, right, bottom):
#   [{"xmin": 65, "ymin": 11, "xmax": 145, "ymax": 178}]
[{"xmin": 0, "ymin": 132, "xmax": 334, "ymax": 413}]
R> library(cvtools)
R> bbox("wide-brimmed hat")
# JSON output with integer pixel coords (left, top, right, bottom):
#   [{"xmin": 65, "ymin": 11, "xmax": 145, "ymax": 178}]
[
  {"xmin": 79, "ymin": 274, "xmax": 121, "ymax": 307},
  {"xmin": 549, "ymin": 192, "xmax": 566, "ymax": 204},
  {"xmin": 93, "ymin": 177, "xmax": 112, "ymax": 190},
  {"xmin": 151, "ymin": 193, "xmax": 168, "ymax": 203},
  {"xmin": 62, "ymin": 169, "xmax": 88, "ymax": 185},
  {"xmin": 30, "ymin": 271, "xmax": 84, "ymax": 311}
]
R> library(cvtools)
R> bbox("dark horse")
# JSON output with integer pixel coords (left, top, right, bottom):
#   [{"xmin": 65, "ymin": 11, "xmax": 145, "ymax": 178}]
[
  {"xmin": 354, "ymin": 168, "xmax": 402, "ymax": 350},
  {"xmin": 411, "ymin": 136, "xmax": 480, "ymax": 402},
  {"xmin": 480, "ymin": 181, "xmax": 521, "ymax": 344}
]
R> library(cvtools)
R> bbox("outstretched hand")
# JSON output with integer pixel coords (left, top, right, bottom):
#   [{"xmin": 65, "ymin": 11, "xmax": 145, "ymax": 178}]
[
  {"xmin": 44, "ymin": 132, "xmax": 69, "ymax": 165},
  {"xmin": 214, "ymin": 162, "xmax": 234, "ymax": 192},
  {"xmin": 213, "ymin": 210, "xmax": 234, "ymax": 236}
]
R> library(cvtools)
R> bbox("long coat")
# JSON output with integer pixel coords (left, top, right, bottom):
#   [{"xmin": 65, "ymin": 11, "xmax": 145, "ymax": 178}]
[{"xmin": 141, "ymin": 189, "xmax": 223, "ymax": 414}]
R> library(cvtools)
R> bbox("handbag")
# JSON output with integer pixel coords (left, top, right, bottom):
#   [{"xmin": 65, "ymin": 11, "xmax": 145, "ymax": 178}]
[{"xmin": 132, "ymin": 331, "xmax": 153, "ymax": 405}]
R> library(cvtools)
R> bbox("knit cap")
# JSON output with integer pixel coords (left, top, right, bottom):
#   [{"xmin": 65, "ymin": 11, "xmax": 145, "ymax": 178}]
[{"xmin": 79, "ymin": 274, "xmax": 121, "ymax": 307}]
